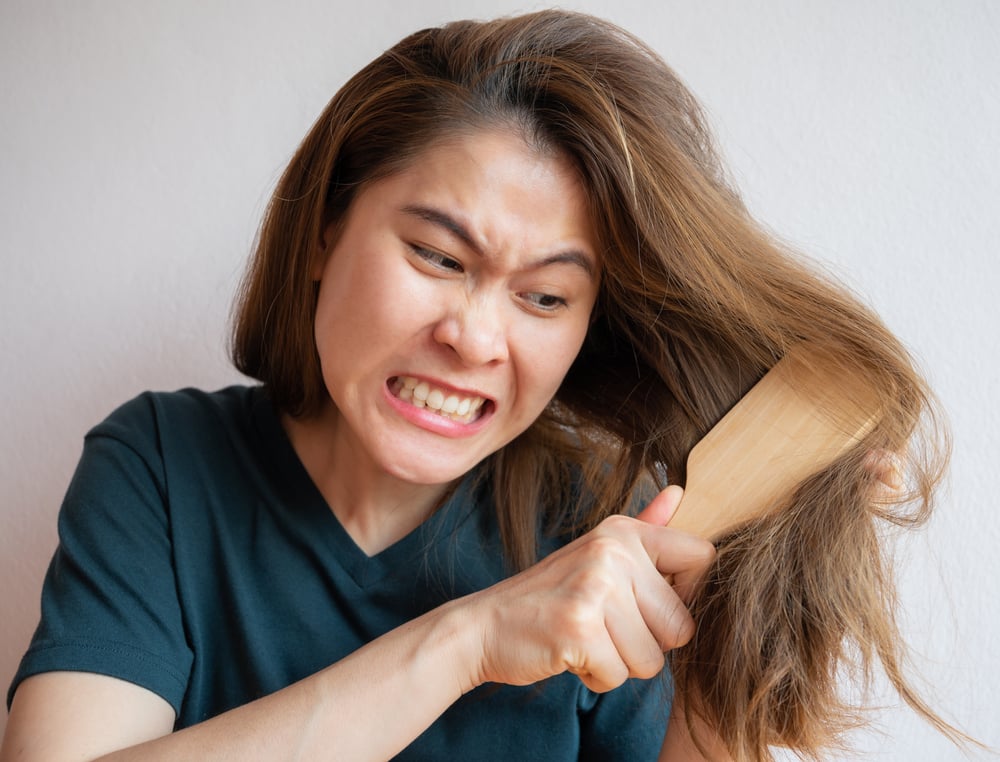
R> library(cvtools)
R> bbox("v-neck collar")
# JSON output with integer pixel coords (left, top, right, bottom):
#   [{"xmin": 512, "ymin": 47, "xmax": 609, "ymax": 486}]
[{"xmin": 250, "ymin": 387, "xmax": 482, "ymax": 588}]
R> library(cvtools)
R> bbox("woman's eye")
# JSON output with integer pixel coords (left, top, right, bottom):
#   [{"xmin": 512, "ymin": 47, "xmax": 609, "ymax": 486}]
[
  {"xmin": 521, "ymin": 292, "xmax": 568, "ymax": 312},
  {"xmin": 411, "ymin": 245, "xmax": 463, "ymax": 273}
]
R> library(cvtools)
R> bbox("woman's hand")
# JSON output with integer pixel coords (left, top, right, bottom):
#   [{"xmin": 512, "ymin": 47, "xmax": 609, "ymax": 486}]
[{"xmin": 469, "ymin": 486, "xmax": 715, "ymax": 693}]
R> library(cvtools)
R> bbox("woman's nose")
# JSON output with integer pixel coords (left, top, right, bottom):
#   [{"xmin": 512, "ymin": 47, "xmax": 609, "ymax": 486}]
[{"xmin": 432, "ymin": 295, "xmax": 510, "ymax": 366}]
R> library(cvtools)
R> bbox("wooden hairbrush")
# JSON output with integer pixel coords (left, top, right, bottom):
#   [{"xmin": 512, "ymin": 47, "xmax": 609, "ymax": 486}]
[{"xmin": 668, "ymin": 344, "xmax": 883, "ymax": 540}]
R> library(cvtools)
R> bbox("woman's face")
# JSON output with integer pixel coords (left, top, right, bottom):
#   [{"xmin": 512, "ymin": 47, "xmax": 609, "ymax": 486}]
[{"xmin": 311, "ymin": 129, "xmax": 599, "ymax": 486}]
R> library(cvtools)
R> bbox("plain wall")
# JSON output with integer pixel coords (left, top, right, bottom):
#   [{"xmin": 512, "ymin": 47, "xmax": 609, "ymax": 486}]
[{"xmin": 2, "ymin": 1, "xmax": 997, "ymax": 757}]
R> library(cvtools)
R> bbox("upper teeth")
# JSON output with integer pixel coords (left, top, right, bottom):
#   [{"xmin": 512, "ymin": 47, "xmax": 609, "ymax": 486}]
[{"xmin": 392, "ymin": 376, "xmax": 486, "ymax": 422}]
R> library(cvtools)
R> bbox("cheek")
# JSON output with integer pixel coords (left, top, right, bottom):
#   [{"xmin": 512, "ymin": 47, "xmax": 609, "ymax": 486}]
[
  {"xmin": 518, "ymin": 322, "xmax": 591, "ymax": 402},
  {"xmin": 317, "ymin": 259, "xmax": 413, "ymax": 338}
]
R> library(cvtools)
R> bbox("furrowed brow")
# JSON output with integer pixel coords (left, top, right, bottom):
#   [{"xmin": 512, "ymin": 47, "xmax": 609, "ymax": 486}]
[
  {"xmin": 401, "ymin": 204, "xmax": 484, "ymax": 257},
  {"xmin": 401, "ymin": 203, "xmax": 596, "ymax": 279}
]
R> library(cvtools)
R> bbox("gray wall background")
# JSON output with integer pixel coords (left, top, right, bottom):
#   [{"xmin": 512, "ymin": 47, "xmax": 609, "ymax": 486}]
[{"xmin": 2, "ymin": 1, "xmax": 997, "ymax": 757}]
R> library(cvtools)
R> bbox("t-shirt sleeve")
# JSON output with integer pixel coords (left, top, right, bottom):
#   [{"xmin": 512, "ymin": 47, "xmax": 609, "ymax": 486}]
[
  {"xmin": 577, "ymin": 672, "xmax": 672, "ymax": 760},
  {"xmin": 7, "ymin": 395, "xmax": 193, "ymax": 715}
]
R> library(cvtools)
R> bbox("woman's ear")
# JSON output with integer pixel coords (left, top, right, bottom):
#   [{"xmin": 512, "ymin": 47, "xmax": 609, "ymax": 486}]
[{"xmin": 312, "ymin": 220, "xmax": 339, "ymax": 281}]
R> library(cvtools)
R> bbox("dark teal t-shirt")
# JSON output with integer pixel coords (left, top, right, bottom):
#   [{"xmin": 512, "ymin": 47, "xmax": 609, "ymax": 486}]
[{"xmin": 9, "ymin": 386, "xmax": 670, "ymax": 759}]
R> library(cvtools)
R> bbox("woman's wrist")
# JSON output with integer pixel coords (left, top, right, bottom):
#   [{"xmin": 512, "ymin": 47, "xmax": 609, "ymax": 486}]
[{"xmin": 431, "ymin": 593, "xmax": 492, "ymax": 695}]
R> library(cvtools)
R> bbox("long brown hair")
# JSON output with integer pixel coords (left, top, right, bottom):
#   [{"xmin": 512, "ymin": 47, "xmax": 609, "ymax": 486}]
[{"xmin": 231, "ymin": 10, "xmax": 963, "ymax": 760}]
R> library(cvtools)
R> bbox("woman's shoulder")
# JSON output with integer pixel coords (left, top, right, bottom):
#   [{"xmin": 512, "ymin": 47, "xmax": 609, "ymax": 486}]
[
  {"xmin": 89, "ymin": 384, "xmax": 263, "ymax": 444},
  {"xmin": 72, "ymin": 385, "xmax": 274, "ymax": 494}
]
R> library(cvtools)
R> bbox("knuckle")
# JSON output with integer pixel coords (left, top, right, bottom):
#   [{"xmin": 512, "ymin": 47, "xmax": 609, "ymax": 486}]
[
  {"xmin": 674, "ymin": 535, "xmax": 717, "ymax": 572},
  {"xmin": 551, "ymin": 589, "xmax": 609, "ymax": 643},
  {"xmin": 696, "ymin": 540, "xmax": 717, "ymax": 565},
  {"xmin": 580, "ymin": 533, "xmax": 633, "ymax": 568},
  {"xmin": 560, "ymin": 601, "xmax": 601, "ymax": 639},
  {"xmin": 632, "ymin": 651, "xmax": 666, "ymax": 680},
  {"xmin": 585, "ymin": 533, "xmax": 625, "ymax": 556},
  {"xmin": 597, "ymin": 513, "xmax": 634, "ymax": 533},
  {"xmin": 670, "ymin": 611, "xmax": 696, "ymax": 648},
  {"xmin": 570, "ymin": 544, "xmax": 631, "ymax": 596}
]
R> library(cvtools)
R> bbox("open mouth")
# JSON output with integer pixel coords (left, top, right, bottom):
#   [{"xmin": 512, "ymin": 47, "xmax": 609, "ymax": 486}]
[{"xmin": 389, "ymin": 376, "xmax": 491, "ymax": 423}]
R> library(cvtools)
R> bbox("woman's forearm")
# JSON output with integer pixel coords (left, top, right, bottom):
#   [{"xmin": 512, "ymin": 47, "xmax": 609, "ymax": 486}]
[
  {"xmin": 3, "ymin": 599, "xmax": 483, "ymax": 762},
  {"xmin": 98, "ymin": 600, "xmax": 481, "ymax": 762}
]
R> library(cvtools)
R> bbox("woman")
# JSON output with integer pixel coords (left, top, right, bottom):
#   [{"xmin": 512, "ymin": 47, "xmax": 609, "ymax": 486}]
[{"xmin": 2, "ymin": 10, "xmax": 957, "ymax": 761}]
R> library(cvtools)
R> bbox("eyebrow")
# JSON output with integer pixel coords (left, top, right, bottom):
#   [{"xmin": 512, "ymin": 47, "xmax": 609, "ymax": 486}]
[{"xmin": 401, "ymin": 203, "xmax": 597, "ymax": 279}]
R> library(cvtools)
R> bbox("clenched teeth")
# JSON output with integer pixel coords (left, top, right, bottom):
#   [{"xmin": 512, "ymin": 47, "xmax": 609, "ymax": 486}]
[{"xmin": 390, "ymin": 376, "xmax": 486, "ymax": 423}]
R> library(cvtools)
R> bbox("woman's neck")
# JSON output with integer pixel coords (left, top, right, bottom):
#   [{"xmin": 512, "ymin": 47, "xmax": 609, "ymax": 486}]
[{"xmin": 281, "ymin": 405, "xmax": 453, "ymax": 556}]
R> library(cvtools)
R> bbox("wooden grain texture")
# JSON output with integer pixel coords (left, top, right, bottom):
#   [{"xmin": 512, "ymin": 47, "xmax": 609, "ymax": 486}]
[{"xmin": 668, "ymin": 345, "xmax": 883, "ymax": 540}]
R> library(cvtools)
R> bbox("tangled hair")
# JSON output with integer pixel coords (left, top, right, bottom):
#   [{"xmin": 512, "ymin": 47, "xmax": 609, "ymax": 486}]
[{"xmin": 231, "ymin": 10, "xmax": 964, "ymax": 760}]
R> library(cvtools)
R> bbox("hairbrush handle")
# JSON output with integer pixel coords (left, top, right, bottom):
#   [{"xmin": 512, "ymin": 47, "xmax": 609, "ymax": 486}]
[{"xmin": 667, "ymin": 346, "xmax": 882, "ymax": 541}]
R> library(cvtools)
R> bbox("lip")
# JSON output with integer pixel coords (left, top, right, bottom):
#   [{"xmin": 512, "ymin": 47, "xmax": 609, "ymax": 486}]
[{"xmin": 382, "ymin": 376, "xmax": 496, "ymax": 438}]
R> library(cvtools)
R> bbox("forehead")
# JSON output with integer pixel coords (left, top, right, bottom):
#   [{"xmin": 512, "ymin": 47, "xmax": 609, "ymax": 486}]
[
  {"xmin": 363, "ymin": 129, "xmax": 599, "ymax": 261},
  {"xmin": 404, "ymin": 127, "xmax": 582, "ymax": 192}
]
